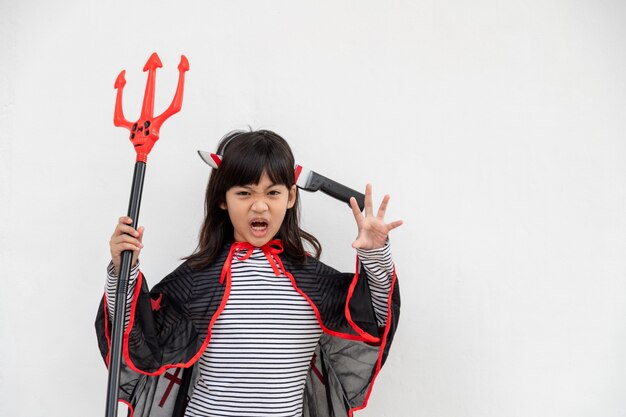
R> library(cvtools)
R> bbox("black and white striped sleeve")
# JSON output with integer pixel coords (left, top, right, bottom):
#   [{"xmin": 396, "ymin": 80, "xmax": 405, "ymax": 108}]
[
  {"xmin": 356, "ymin": 241, "xmax": 395, "ymax": 327},
  {"xmin": 105, "ymin": 261, "xmax": 141, "ymax": 328}
]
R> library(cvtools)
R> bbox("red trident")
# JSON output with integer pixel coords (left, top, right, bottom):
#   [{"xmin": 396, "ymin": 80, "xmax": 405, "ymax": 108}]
[
  {"xmin": 113, "ymin": 52, "xmax": 189, "ymax": 162},
  {"xmin": 105, "ymin": 52, "xmax": 189, "ymax": 417}
]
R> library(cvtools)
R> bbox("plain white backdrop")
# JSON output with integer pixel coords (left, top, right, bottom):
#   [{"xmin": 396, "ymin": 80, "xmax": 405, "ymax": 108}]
[{"xmin": 1, "ymin": 1, "xmax": 625, "ymax": 416}]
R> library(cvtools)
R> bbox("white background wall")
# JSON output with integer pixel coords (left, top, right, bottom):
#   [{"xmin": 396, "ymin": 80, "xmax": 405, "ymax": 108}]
[{"xmin": 1, "ymin": 1, "xmax": 625, "ymax": 416}]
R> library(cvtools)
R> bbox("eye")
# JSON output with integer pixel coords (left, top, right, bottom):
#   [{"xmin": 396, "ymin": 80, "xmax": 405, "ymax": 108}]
[
  {"xmin": 268, "ymin": 190, "xmax": 281, "ymax": 196},
  {"xmin": 235, "ymin": 190, "xmax": 250, "ymax": 196}
]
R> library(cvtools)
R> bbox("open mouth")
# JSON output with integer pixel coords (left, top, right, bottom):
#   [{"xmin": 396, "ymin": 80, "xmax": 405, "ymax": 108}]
[{"xmin": 250, "ymin": 220, "xmax": 269, "ymax": 236}]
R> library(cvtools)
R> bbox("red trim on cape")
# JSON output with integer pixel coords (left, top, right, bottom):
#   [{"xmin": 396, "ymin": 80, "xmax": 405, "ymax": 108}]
[
  {"xmin": 120, "ymin": 399, "xmax": 135, "ymax": 417},
  {"xmin": 343, "ymin": 255, "xmax": 382, "ymax": 344},
  {"xmin": 103, "ymin": 293, "xmax": 111, "ymax": 367},
  {"xmin": 348, "ymin": 265, "xmax": 398, "ymax": 416}
]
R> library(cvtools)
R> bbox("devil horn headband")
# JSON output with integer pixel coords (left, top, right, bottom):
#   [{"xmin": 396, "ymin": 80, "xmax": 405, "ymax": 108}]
[{"xmin": 197, "ymin": 151, "xmax": 303, "ymax": 183}]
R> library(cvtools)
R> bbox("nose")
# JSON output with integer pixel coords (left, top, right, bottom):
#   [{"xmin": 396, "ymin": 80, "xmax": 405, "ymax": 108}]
[{"xmin": 251, "ymin": 198, "xmax": 269, "ymax": 212}]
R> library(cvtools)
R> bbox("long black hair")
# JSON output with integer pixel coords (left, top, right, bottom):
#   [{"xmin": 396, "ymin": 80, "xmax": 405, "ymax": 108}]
[{"xmin": 186, "ymin": 129, "xmax": 321, "ymax": 269}]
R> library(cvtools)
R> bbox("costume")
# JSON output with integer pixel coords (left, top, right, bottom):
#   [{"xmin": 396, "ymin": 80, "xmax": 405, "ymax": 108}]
[{"xmin": 95, "ymin": 241, "xmax": 400, "ymax": 417}]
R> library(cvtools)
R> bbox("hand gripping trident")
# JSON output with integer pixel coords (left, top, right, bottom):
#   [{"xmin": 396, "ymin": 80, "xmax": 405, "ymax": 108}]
[{"xmin": 105, "ymin": 52, "xmax": 188, "ymax": 417}]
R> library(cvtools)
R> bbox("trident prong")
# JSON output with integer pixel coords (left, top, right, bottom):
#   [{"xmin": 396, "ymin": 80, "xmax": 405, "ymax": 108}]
[
  {"xmin": 113, "ymin": 52, "xmax": 189, "ymax": 163},
  {"xmin": 140, "ymin": 52, "xmax": 163, "ymax": 120},
  {"xmin": 154, "ymin": 55, "xmax": 190, "ymax": 127},
  {"xmin": 113, "ymin": 70, "xmax": 133, "ymax": 129}
]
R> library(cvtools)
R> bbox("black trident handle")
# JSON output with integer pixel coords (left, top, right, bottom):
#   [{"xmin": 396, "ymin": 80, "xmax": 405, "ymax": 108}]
[
  {"xmin": 306, "ymin": 171, "xmax": 366, "ymax": 211},
  {"xmin": 105, "ymin": 161, "xmax": 146, "ymax": 417}
]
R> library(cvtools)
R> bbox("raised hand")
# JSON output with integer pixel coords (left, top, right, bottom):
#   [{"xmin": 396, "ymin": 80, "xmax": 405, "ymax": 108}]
[
  {"xmin": 109, "ymin": 216, "xmax": 145, "ymax": 274},
  {"xmin": 350, "ymin": 184, "xmax": 403, "ymax": 250}
]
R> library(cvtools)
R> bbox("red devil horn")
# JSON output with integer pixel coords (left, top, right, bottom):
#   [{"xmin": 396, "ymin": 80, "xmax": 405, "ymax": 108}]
[{"xmin": 210, "ymin": 153, "xmax": 222, "ymax": 167}]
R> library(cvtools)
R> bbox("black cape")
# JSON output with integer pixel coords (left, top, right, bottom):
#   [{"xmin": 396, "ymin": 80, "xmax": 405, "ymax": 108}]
[{"xmin": 95, "ymin": 242, "xmax": 400, "ymax": 417}]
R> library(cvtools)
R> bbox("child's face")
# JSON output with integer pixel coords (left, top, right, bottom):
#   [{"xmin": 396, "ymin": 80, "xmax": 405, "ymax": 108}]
[{"xmin": 221, "ymin": 171, "xmax": 296, "ymax": 247}]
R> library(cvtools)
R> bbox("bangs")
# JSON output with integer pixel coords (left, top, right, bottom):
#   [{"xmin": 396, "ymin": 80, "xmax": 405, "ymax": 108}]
[{"xmin": 216, "ymin": 130, "xmax": 295, "ymax": 188}]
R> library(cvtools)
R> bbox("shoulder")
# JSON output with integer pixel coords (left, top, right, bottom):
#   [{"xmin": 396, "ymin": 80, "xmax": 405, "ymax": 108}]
[
  {"xmin": 174, "ymin": 244, "xmax": 232, "ymax": 280},
  {"xmin": 155, "ymin": 245, "xmax": 231, "ymax": 289},
  {"xmin": 281, "ymin": 253, "xmax": 343, "ymax": 278},
  {"xmin": 152, "ymin": 247, "xmax": 231, "ymax": 304}
]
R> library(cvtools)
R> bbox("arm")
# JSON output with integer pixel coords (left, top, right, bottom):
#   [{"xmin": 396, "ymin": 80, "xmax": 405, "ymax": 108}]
[
  {"xmin": 105, "ymin": 261, "xmax": 140, "ymax": 328},
  {"xmin": 350, "ymin": 184, "xmax": 402, "ymax": 326},
  {"xmin": 104, "ymin": 216, "xmax": 144, "ymax": 327},
  {"xmin": 356, "ymin": 242, "xmax": 394, "ymax": 326}
]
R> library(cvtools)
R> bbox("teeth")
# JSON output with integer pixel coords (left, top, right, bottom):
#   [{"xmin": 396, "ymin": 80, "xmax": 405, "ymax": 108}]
[{"xmin": 251, "ymin": 221, "xmax": 268, "ymax": 230}]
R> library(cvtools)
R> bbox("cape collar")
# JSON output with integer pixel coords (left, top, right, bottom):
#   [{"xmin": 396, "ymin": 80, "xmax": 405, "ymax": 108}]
[{"xmin": 219, "ymin": 239, "xmax": 285, "ymax": 284}]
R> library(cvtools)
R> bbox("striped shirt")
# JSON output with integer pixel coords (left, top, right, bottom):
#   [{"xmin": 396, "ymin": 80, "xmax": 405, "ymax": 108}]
[{"xmin": 106, "ymin": 243, "xmax": 394, "ymax": 417}]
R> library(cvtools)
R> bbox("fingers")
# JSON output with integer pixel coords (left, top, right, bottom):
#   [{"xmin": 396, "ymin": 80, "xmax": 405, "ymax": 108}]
[
  {"xmin": 386, "ymin": 219, "xmax": 404, "ymax": 231},
  {"xmin": 112, "ymin": 217, "xmax": 141, "ymax": 238},
  {"xmin": 352, "ymin": 184, "xmax": 404, "ymax": 249},
  {"xmin": 379, "ymin": 193, "xmax": 403, "ymax": 232},
  {"xmin": 350, "ymin": 197, "xmax": 364, "ymax": 228},
  {"xmin": 377, "ymin": 194, "xmax": 390, "ymax": 219},
  {"xmin": 362, "ymin": 185, "xmax": 394, "ymax": 220},
  {"xmin": 118, "ymin": 216, "xmax": 134, "ymax": 228},
  {"xmin": 110, "ymin": 239, "xmax": 144, "ymax": 263},
  {"xmin": 110, "ymin": 216, "xmax": 144, "ymax": 260},
  {"xmin": 364, "ymin": 184, "xmax": 391, "ymax": 219},
  {"xmin": 111, "ymin": 233, "xmax": 144, "ymax": 250}
]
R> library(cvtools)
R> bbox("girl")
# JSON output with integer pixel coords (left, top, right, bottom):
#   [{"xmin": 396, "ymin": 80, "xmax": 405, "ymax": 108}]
[{"xmin": 96, "ymin": 130, "xmax": 402, "ymax": 417}]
